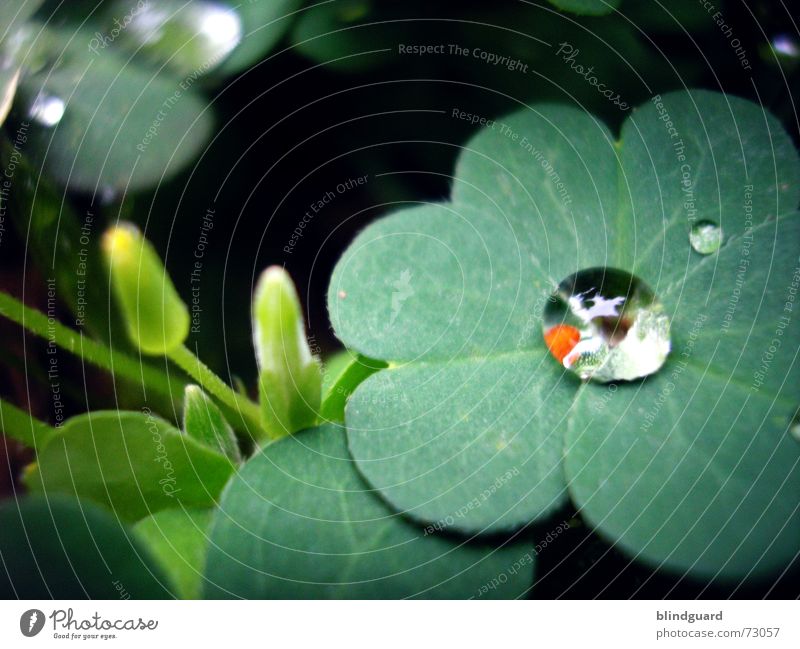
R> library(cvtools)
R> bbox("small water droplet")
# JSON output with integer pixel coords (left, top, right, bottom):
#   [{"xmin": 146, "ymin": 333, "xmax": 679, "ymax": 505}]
[
  {"xmin": 28, "ymin": 93, "xmax": 64, "ymax": 127},
  {"xmin": 689, "ymin": 220, "xmax": 723, "ymax": 255},
  {"xmin": 543, "ymin": 268, "xmax": 671, "ymax": 383}
]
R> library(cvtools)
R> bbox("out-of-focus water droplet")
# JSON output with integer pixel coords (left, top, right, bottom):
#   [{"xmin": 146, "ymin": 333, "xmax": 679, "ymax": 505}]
[
  {"xmin": 28, "ymin": 93, "xmax": 65, "ymax": 127},
  {"xmin": 772, "ymin": 34, "xmax": 799, "ymax": 59},
  {"xmin": 543, "ymin": 268, "xmax": 671, "ymax": 383},
  {"xmin": 110, "ymin": 0, "xmax": 242, "ymax": 76},
  {"xmin": 760, "ymin": 34, "xmax": 800, "ymax": 67},
  {"xmin": 789, "ymin": 410, "xmax": 800, "ymax": 442},
  {"xmin": 689, "ymin": 220, "xmax": 723, "ymax": 255}
]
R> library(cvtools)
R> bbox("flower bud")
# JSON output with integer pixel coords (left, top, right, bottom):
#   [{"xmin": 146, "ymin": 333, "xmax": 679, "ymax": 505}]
[
  {"xmin": 102, "ymin": 223, "xmax": 189, "ymax": 354},
  {"xmin": 252, "ymin": 266, "xmax": 321, "ymax": 438}
]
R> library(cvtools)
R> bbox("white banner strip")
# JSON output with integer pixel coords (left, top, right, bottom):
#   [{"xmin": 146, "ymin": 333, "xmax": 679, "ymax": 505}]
[{"xmin": 1, "ymin": 600, "xmax": 798, "ymax": 648}]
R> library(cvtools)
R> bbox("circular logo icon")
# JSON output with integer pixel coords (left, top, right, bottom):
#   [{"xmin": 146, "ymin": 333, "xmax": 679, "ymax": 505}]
[{"xmin": 20, "ymin": 609, "xmax": 45, "ymax": 637}]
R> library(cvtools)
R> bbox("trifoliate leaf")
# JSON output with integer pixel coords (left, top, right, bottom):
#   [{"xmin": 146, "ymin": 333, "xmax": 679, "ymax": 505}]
[{"xmin": 328, "ymin": 90, "xmax": 800, "ymax": 579}]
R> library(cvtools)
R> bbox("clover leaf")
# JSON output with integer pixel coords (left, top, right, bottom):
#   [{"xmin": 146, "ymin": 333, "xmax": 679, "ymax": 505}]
[
  {"xmin": 204, "ymin": 424, "xmax": 534, "ymax": 599},
  {"xmin": 328, "ymin": 89, "xmax": 800, "ymax": 579}
]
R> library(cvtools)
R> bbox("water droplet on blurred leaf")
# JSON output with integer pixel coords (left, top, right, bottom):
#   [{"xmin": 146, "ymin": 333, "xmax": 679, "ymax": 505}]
[
  {"xmin": 28, "ymin": 93, "xmax": 65, "ymax": 127},
  {"xmin": 790, "ymin": 410, "xmax": 800, "ymax": 443},
  {"xmin": 543, "ymin": 268, "xmax": 671, "ymax": 382},
  {"xmin": 760, "ymin": 34, "xmax": 800, "ymax": 68},
  {"xmin": 689, "ymin": 220, "xmax": 723, "ymax": 255},
  {"xmin": 105, "ymin": 0, "xmax": 242, "ymax": 77},
  {"xmin": 772, "ymin": 34, "xmax": 799, "ymax": 59},
  {"xmin": 15, "ymin": 27, "xmax": 214, "ymax": 192}
]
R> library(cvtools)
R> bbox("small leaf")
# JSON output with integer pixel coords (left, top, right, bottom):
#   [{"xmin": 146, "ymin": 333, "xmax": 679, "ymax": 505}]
[
  {"xmin": 134, "ymin": 508, "xmax": 212, "ymax": 599},
  {"xmin": 253, "ymin": 266, "xmax": 322, "ymax": 438},
  {"xmin": 329, "ymin": 90, "xmax": 800, "ymax": 578},
  {"xmin": 183, "ymin": 385, "xmax": 241, "ymax": 463},
  {"xmin": 24, "ymin": 410, "xmax": 235, "ymax": 521},
  {"xmin": 103, "ymin": 223, "xmax": 190, "ymax": 355},
  {"xmin": 546, "ymin": 0, "xmax": 621, "ymax": 16},
  {"xmin": 320, "ymin": 352, "xmax": 386, "ymax": 423},
  {"xmin": 0, "ymin": 495, "xmax": 172, "ymax": 598},
  {"xmin": 204, "ymin": 424, "xmax": 535, "ymax": 599}
]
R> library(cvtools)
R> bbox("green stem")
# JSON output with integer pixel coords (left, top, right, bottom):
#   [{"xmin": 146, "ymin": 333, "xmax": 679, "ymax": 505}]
[
  {"xmin": 0, "ymin": 396, "xmax": 58, "ymax": 448},
  {"xmin": 0, "ymin": 290, "xmax": 182, "ymax": 402},
  {"xmin": 168, "ymin": 344, "xmax": 264, "ymax": 439}
]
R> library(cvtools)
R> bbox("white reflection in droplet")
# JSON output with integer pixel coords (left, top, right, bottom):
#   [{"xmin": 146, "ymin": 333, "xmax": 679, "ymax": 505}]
[
  {"xmin": 773, "ymin": 35, "xmax": 799, "ymax": 58},
  {"xmin": 199, "ymin": 6, "xmax": 242, "ymax": 55},
  {"xmin": 29, "ymin": 94, "xmax": 65, "ymax": 127}
]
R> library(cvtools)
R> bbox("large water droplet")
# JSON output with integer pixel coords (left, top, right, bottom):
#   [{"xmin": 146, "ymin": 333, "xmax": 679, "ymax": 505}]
[
  {"xmin": 689, "ymin": 220, "xmax": 723, "ymax": 255},
  {"xmin": 543, "ymin": 268, "xmax": 671, "ymax": 382}
]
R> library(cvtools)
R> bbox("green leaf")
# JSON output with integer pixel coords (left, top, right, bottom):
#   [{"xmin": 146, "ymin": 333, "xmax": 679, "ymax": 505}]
[
  {"xmin": 290, "ymin": 0, "xmax": 397, "ymax": 73},
  {"xmin": 134, "ymin": 508, "xmax": 211, "ymax": 599},
  {"xmin": 15, "ymin": 28, "xmax": 214, "ymax": 192},
  {"xmin": 253, "ymin": 266, "xmax": 322, "ymax": 438},
  {"xmin": 0, "ymin": 495, "xmax": 172, "ymax": 598},
  {"xmin": 204, "ymin": 424, "xmax": 535, "ymax": 599},
  {"xmin": 25, "ymin": 410, "xmax": 235, "ymax": 521},
  {"xmin": 321, "ymin": 350, "xmax": 354, "ymax": 392},
  {"xmin": 183, "ymin": 385, "xmax": 241, "ymax": 463},
  {"xmin": 320, "ymin": 352, "xmax": 386, "ymax": 423},
  {"xmin": 216, "ymin": 0, "xmax": 302, "ymax": 75},
  {"xmin": 103, "ymin": 223, "xmax": 190, "ymax": 355},
  {"xmin": 546, "ymin": 0, "xmax": 621, "ymax": 16},
  {"xmin": 328, "ymin": 90, "xmax": 800, "ymax": 577}
]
